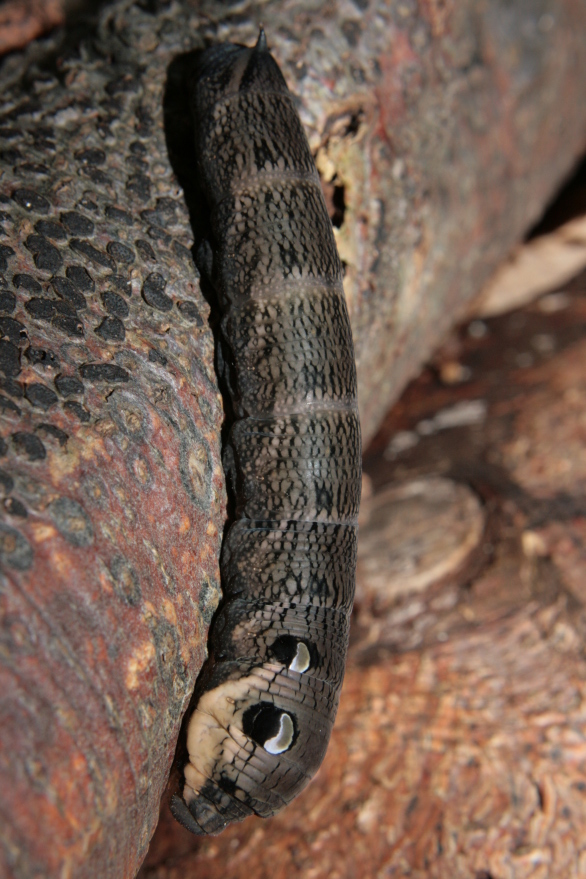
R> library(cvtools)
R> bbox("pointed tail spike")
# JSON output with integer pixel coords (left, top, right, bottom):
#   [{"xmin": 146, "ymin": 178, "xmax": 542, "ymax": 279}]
[{"xmin": 256, "ymin": 26, "xmax": 267, "ymax": 53}]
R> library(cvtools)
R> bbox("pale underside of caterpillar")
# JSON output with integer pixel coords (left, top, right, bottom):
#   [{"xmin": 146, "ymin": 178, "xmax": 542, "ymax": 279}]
[{"xmin": 170, "ymin": 29, "xmax": 361, "ymax": 836}]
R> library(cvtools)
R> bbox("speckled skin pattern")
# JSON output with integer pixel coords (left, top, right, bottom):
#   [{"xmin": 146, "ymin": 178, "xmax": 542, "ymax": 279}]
[{"xmin": 170, "ymin": 34, "xmax": 361, "ymax": 836}]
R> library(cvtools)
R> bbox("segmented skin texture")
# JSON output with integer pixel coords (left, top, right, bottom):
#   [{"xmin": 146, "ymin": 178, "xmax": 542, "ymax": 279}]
[{"xmin": 170, "ymin": 32, "xmax": 362, "ymax": 835}]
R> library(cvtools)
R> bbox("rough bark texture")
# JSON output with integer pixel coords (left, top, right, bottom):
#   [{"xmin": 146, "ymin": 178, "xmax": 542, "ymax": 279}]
[
  {"xmin": 0, "ymin": 6, "xmax": 227, "ymax": 878},
  {"xmin": 1, "ymin": 1, "xmax": 586, "ymax": 877},
  {"xmin": 0, "ymin": 0, "xmax": 65, "ymax": 55},
  {"xmin": 140, "ymin": 269, "xmax": 586, "ymax": 879}
]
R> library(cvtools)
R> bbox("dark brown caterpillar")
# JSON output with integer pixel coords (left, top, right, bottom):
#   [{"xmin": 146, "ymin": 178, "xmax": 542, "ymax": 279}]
[{"xmin": 170, "ymin": 29, "xmax": 361, "ymax": 835}]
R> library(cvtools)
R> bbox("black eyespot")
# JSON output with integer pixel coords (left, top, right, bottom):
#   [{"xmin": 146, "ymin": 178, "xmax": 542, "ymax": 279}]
[
  {"xmin": 270, "ymin": 634, "xmax": 313, "ymax": 673},
  {"xmin": 242, "ymin": 702, "xmax": 297, "ymax": 754}
]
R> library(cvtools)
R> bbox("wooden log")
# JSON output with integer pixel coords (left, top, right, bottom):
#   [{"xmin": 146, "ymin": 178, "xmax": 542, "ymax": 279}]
[
  {"xmin": 1, "ymin": 1, "xmax": 586, "ymax": 876},
  {"xmin": 0, "ymin": 0, "xmax": 64, "ymax": 56},
  {"xmin": 139, "ymin": 267, "xmax": 586, "ymax": 879}
]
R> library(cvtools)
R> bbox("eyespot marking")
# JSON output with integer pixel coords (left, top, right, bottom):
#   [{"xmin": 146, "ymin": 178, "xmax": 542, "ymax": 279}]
[
  {"xmin": 242, "ymin": 701, "xmax": 297, "ymax": 753},
  {"xmin": 270, "ymin": 634, "xmax": 312, "ymax": 673},
  {"xmin": 264, "ymin": 712, "xmax": 295, "ymax": 754},
  {"xmin": 289, "ymin": 641, "xmax": 310, "ymax": 673}
]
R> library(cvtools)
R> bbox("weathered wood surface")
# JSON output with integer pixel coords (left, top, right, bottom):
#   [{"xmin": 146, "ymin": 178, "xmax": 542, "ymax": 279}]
[
  {"xmin": 140, "ymin": 270, "xmax": 586, "ymax": 879},
  {"xmin": 0, "ymin": 0, "xmax": 63, "ymax": 56},
  {"xmin": 0, "ymin": 6, "xmax": 228, "ymax": 878},
  {"xmin": 1, "ymin": 1, "xmax": 586, "ymax": 877}
]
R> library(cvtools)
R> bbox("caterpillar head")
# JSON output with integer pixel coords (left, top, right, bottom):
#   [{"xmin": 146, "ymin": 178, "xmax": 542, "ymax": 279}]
[{"xmin": 171, "ymin": 653, "xmax": 336, "ymax": 835}]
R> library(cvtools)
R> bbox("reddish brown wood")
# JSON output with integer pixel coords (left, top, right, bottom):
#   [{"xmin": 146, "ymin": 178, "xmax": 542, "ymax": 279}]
[
  {"xmin": 140, "ymin": 273, "xmax": 586, "ymax": 878},
  {"xmin": 0, "ymin": 0, "xmax": 64, "ymax": 55}
]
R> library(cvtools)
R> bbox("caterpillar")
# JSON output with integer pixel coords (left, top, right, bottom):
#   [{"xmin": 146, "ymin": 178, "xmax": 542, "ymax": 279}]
[{"xmin": 170, "ymin": 28, "xmax": 361, "ymax": 836}]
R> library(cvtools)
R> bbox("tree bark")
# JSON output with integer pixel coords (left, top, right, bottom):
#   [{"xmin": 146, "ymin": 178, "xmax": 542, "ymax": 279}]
[
  {"xmin": 140, "ymin": 265, "xmax": 586, "ymax": 879},
  {"xmin": 0, "ymin": 0, "xmax": 64, "ymax": 55},
  {"xmin": 1, "ymin": 1, "xmax": 586, "ymax": 877}
]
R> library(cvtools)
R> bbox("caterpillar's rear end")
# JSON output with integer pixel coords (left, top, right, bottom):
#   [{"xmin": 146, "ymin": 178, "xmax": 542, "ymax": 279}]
[{"xmin": 171, "ymin": 29, "xmax": 361, "ymax": 836}]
